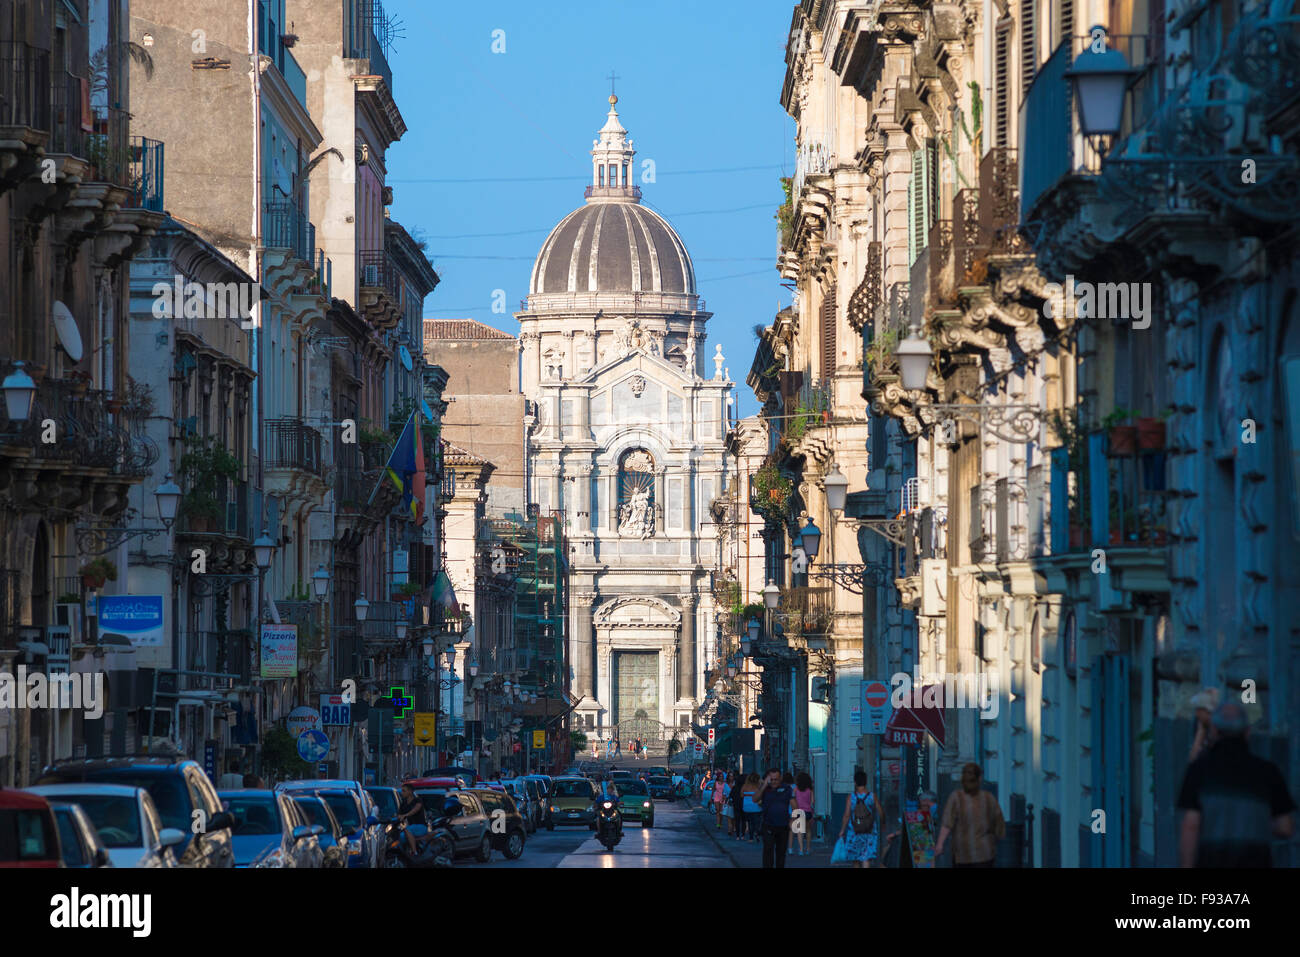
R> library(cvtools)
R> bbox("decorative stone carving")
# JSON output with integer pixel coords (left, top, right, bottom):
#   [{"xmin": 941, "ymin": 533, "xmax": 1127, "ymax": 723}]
[{"xmin": 630, "ymin": 375, "xmax": 646, "ymax": 397}]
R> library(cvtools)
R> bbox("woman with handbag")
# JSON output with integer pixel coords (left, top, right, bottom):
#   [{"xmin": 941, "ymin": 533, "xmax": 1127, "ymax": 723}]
[{"xmin": 741, "ymin": 773, "xmax": 763, "ymax": 842}]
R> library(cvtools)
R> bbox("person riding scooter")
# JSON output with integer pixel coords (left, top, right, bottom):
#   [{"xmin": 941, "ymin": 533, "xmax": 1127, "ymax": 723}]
[{"xmin": 394, "ymin": 783, "xmax": 426, "ymax": 858}]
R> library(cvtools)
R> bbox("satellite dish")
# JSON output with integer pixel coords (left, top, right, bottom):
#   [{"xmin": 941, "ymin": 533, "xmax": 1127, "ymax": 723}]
[
  {"xmin": 398, "ymin": 343, "xmax": 413, "ymax": 371},
  {"xmin": 52, "ymin": 301, "xmax": 83, "ymax": 362}
]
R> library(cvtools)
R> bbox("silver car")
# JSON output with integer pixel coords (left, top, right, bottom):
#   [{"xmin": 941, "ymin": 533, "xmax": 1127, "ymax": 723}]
[{"xmin": 26, "ymin": 784, "xmax": 183, "ymax": 868}]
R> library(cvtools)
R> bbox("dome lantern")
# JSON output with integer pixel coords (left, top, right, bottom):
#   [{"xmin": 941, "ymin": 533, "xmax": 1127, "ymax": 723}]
[{"xmin": 589, "ymin": 94, "xmax": 639, "ymax": 202}]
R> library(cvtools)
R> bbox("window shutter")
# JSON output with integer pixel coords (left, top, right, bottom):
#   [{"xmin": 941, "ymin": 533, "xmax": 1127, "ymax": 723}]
[
  {"xmin": 927, "ymin": 138, "xmax": 940, "ymax": 227},
  {"xmin": 1021, "ymin": 0, "xmax": 1038, "ymax": 91},
  {"xmin": 995, "ymin": 19, "xmax": 1012, "ymax": 147},
  {"xmin": 908, "ymin": 148, "xmax": 929, "ymax": 265},
  {"xmin": 821, "ymin": 283, "xmax": 838, "ymax": 377},
  {"xmin": 1058, "ymin": 0, "xmax": 1074, "ymax": 47}
]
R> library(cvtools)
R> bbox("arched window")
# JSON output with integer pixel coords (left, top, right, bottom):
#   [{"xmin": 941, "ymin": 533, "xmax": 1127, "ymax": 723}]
[{"xmin": 617, "ymin": 449, "xmax": 655, "ymax": 537}]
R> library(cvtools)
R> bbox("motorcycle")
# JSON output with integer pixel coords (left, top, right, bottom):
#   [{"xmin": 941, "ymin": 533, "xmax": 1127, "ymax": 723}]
[
  {"xmin": 381, "ymin": 798, "xmax": 460, "ymax": 868},
  {"xmin": 596, "ymin": 798, "xmax": 623, "ymax": 852}
]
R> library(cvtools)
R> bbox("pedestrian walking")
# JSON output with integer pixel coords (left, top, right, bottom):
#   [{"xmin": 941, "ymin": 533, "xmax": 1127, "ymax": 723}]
[
  {"xmin": 700, "ymin": 769, "xmax": 714, "ymax": 810},
  {"xmin": 934, "ymin": 763, "xmax": 1005, "ymax": 867},
  {"xmin": 836, "ymin": 770, "xmax": 884, "ymax": 868},
  {"xmin": 712, "ymin": 770, "xmax": 728, "ymax": 828},
  {"xmin": 1177, "ymin": 701, "xmax": 1296, "ymax": 867},
  {"xmin": 1187, "ymin": 687, "xmax": 1221, "ymax": 763},
  {"xmin": 790, "ymin": 771, "xmax": 814, "ymax": 856},
  {"xmin": 741, "ymin": 773, "xmax": 763, "ymax": 842},
  {"xmin": 754, "ymin": 767, "xmax": 796, "ymax": 868}
]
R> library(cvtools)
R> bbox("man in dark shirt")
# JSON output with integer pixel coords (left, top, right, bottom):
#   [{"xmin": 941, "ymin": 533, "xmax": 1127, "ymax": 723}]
[
  {"xmin": 753, "ymin": 768, "xmax": 795, "ymax": 868},
  {"xmin": 395, "ymin": 784, "xmax": 426, "ymax": 858},
  {"xmin": 1177, "ymin": 701, "xmax": 1296, "ymax": 867}
]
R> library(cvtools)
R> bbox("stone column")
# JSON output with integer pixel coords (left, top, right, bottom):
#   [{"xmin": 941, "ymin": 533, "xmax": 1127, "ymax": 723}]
[
  {"xmin": 576, "ymin": 464, "xmax": 592, "ymax": 533},
  {"xmin": 678, "ymin": 593, "xmax": 697, "ymax": 701},
  {"xmin": 572, "ymin": 592, "xmax": 597, "ymax": 699}
]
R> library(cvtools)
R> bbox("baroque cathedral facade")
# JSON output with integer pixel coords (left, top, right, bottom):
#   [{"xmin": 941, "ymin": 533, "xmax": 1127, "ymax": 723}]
[{"xmin": 518, "ymin": 96, "xmax": 733, "ymax": 741}]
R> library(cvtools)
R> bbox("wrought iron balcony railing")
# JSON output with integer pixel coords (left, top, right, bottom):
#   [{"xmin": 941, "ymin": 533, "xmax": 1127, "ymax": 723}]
[
  {"xmin": 1, "ymin": 377, "xmax": 155, "ymax": 475},
  {"xmin": 358, "ymin": 248, "xmax": 402, "ymax": 303},
  {"xmin": 264, "ymin": 417, "xmax": 323, "ymax": 475},
  {"xmin": 346, "ymin": 0, "xmax": 395, "ymax": 92},
  {"xmin": 48, "ymin": 71, "xmax": 89, "ymax": 157},
  {"xmin": 263, "ymin": 200, "xmax": 315, "ymax": 265},
  {"xmin": 0, "ymin": 42, "xmax": 51, "ymax": 130},
  {"xmin": 979, "ymin": 148, "xmax": 1028, "ymax": 255}
]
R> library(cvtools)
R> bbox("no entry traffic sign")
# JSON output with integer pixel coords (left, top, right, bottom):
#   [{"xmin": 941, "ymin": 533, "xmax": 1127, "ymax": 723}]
[{"xmin": 862, "ymin": 679, "xmax": 891, "ymax": 734}]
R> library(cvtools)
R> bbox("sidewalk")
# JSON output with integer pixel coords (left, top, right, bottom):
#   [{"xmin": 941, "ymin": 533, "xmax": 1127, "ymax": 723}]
[{"xmin": 690, "ymin": 803, "xmax": 835, "ymax": 868}]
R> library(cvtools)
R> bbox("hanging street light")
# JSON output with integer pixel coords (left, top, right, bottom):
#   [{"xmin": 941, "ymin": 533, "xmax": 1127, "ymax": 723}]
[
  {"xmin": 2, "ymin": 361, "xmax": 36, "ymax": 423},
  {"xmin": 155, "ymin": 474, "xmax": 183, "ymax": 531},
  {"xmin": 311, "ymin": 564, "xmax": 330, "ymax": 599},
  {"xmin": 897, "ymin": 324, "xmax": 934, "ymax": 392},
  {"xmin": 252, "ymin": 529, "xmax": 276, "ymax": 570},
  {"xmin": 762, "ymin": 580, "xmax": 781, "ymax": 611},
  {"xmin": 1066, "ymin": 26, "xmax": 1136, "ymax": 138},
  {"xmin": 799, "ymin": 515, "xmax": 822, "ymax": 563},
  {"xmin": 354, "ymin": 594, "xmax": 369, "ymax": 622},
  {"xmin": 823, "ymin": 463, "xmax": 849, "ymax": 513}
]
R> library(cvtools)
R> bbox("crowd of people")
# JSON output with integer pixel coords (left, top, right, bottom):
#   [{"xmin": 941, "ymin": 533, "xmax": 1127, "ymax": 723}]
[{"xmin": 682, "ymin": 692, "xmax": 1297, "ymax": 869}]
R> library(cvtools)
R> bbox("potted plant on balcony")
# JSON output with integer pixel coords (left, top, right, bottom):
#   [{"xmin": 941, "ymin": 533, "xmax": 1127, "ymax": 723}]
[
  {"xmin": 1102, "ymin": 407, "xmax": 1138, "ymax": 455},
  {"xmin": 752, "ymin": 465, "xmax": 792, "ymax": 523},
  {"xmin": 392, "ymin": 581, "xmax": 423, "ymax": 601},
  {"xmin": 79, "ymin": 557, "xmax": 117, "ymax": 590},
  {"xmin": 179, "ymin": 434, "xmax": 241, "ymax": 532},
  {"xmin": 1136, "ymin": 406, "xmax": 1172, "ymax": 452}
]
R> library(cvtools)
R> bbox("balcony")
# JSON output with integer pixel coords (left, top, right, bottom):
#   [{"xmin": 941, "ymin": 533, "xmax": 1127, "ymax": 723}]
[
  {"xmin": 346, "ymin": 0, "xmax": 394, "ymax": 93},
  {"xmin": 358, "ymin": 248, "xmax": 402, "ymax": 328},
  {"xmin": 0, "ymin": 41, "xmax": 51, "ymax": 191},
  {"xmin": 264, "ymin": 417, "xmax": 323, "ymax": 475},
  {"xmin": 263, "ymin": 200, "xmax": 315, "ymax": 265},
  {"xmin": 362, "ymin": 599, "xmax": 410, "ymax": 646},
  {"xmin": 1, "ymin": 376, "xmax": 157, "ymax": 475},
  {"xmin": 979, "ymin": 148, "xmax": 1029, "ymax": 256}
]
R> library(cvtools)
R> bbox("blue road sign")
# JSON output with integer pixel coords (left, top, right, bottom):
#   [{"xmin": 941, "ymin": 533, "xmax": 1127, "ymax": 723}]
[{"xmin": 297, "ymin": 729, "xmax": 330, "ymax": 763}]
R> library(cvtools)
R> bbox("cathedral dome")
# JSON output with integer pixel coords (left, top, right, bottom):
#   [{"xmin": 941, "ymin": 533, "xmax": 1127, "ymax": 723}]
[
  {"xmin": 528, "ymin": 95, "xmax": 696, "ymax": 297},
  {"xmin": 530, "ymin": 202, "xmax": 696, "ymax": 296}
]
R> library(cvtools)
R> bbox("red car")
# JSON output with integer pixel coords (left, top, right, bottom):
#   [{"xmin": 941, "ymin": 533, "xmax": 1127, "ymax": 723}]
[{"xmin": 0, "ymin": 789, "xmax": 62, "ymax": 868}]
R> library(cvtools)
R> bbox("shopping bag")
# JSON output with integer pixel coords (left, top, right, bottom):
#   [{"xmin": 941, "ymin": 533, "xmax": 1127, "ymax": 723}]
[
  {"xmin": 831, "ymin": 837, "xmax": 852, "ymax": 865},
  {"xmin": 722, "ymin": 804, "xmax": 734, "ymax": 819}
]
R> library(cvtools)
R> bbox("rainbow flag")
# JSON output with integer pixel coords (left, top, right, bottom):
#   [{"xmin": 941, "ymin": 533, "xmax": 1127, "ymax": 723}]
[{"xmin": 379, "ymin": 411, "xmax": 425, "ymax": 523}]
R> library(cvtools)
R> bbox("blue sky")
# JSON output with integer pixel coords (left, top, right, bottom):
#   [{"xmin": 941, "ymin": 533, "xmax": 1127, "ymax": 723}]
[{"xmin": 384, "ymin": 0, "xmax": 797, "ymax": 417}]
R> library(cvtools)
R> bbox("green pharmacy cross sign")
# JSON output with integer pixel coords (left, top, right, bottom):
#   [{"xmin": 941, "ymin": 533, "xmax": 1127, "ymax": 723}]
[{"xmin": 383, "ymin": 687, "xmax": 414, "ymax": 719}]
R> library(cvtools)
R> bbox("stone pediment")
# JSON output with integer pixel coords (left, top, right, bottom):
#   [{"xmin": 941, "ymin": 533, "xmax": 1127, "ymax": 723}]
[
  {"xmin": 593, "ymin": 595, "xmax": 682, "ymax": 628},
  {"xmin": 576, "ymin": 345, "xmax": 692, "ymax": 388}
]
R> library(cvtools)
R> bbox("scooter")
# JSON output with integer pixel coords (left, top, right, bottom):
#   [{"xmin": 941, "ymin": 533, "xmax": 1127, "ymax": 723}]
[
  {"xmin": 596, "ymin": 799, "xmax": 623, "ymax": 852},
  {"xmin": 382, "ymin": 798, "xmax": 460, "ymax": 868}
]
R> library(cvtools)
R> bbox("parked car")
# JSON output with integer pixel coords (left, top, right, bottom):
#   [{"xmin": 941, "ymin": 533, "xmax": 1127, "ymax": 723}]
[
  {"xmin": 36, "ymin": 756, "xmax": 234, "ymax": 868},
  {"xmin": 647, "ymin": 776, "xmax": 675, "ymax": 800},
  {"xmin": 0, "ymin": 788, "xmax": 62, "ymax": 868},
  {"xmin": 422, "ymin": 766, "xmax": 479, "ymax": 786},
  {"xmin": 647, "ymin": 766, "xmax": 670, "ymax": 778},
  {"xmin": 289, "ymin": 795, "xmax": 349, "ymax": 868},
  {"xmin": 466, "ymin": 787, "xmax": 528, "ymax": 860},
  {"xmin": 549, "ymin": 776, "xmax": 600, "ymax": 828},
  {"xmin": 27, "ymin": 784, "xmax": 182, "ymax": 868},
  {"xmin": 521, "ymin": 774, "xmax": 555, "ymax": 830},
  {"xmin": 219, "ymin": 789, "xmax": 323, "ymax": 868},
  {"xmin": 276, "ymin": 781, "xmax": 380, "ymax": 869},
  {"xmin": 49, "ymin": 802, "xmax": 112, "ymax": 868},
  {"xmin": 503, "ymin": 778, "xmax": 542, "ymax": 833},
  {"xmin": 364, "ymin": 786, "xmax": 401, "ymax": 823},
  {"xmin": 614, "ymin": 779, "xmax": 655, "ymax": 828}
]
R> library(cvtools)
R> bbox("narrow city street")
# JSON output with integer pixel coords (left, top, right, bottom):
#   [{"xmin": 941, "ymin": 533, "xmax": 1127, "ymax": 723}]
[{"xmin": 479, "ymin": 801, "xmax": 731, "ymax": 868}]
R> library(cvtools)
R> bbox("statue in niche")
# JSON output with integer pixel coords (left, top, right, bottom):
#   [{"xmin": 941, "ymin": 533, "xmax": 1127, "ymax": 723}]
[{"xmin": 617, "ymin": 448, "xmax": 655, "ymax": 539}]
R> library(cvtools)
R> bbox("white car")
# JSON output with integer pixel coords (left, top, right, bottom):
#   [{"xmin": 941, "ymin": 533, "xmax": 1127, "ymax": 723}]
[{"xmin": 27, "ymin": 784, "xmax": 185, "ymax": 868}]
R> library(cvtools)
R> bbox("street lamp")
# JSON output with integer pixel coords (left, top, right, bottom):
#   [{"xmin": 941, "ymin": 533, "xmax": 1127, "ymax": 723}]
[
  {"xmin": 311, "ymin": 564, "xmax": 330, "ymax": 599},
  {"xmin": 155, "ymin": 474, "xmax": 183, "ymax": 531},
  {"xmin": 1066, "ymin": 27, "xmax": 1135, "ymax": 138},
  {"xmin": 897, "ymin": 324, "xmax": 934, "ymax": 392},
  {"xmin": 252, "ymin": 529, "xmax": 275, "ymax": 570},
  {"xmin": 740, "ymin": 636, "xmax": 752, "ymax": 657},
  {"xmin": 823, "ymin": 463, "xmax": 849, "ymax": 513},
  {"xmin": 762, "ymin": 580, "xmax": 780, "ymax": 611},
  {"xmin": 2, "ymin": 361, "xmax": 36, "ymax": 422},
  {"xmin": 746, "ymin": 616, "xmax": 761, "ymax": 643},
  {"xmin": 354, "ymin": 594, "xmax": 369, "ymax": 622},
  {"xmin": 441, "ymin": 648, "xmax": 456, "ymax": 672},
  {"xmin": 395, "ymin": 620, "xmax": 408, "ymax": 641},
  {"xmin": 798, "ymin": 515, "xmax": 822, "ymax": 563},
  {"xmin": 469, "ymin": 659, "xmax": 479, "ymax": 677},
  {"xmin": 726, "ymin": 661, "xmax": 737, "ymax": 679}
]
